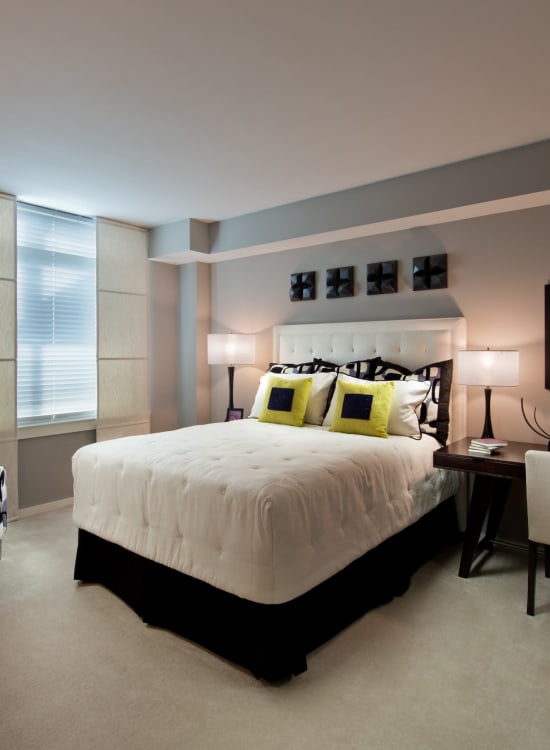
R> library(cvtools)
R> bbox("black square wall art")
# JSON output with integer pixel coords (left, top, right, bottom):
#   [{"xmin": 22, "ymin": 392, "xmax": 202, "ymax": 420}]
[
  {"xmin": 289, "ymin": 271, "xmax": 316, "ymax": 301},
  {"xmin": 326, "ymin": 266, "xmax": 354, "ymax": 298},
  {"xmin": 366, "ymin": 261, "xmax": 398, "ymax": 295},
  {"xmin": 412, "ymin": 254, "xmax": 448, "ymax": 291}
]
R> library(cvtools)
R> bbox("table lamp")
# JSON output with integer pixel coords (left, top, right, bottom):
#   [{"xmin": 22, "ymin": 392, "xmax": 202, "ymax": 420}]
[
  {"xmin": 207, "ymin": 333, "xmax": 256, "ymax": 420},
  {"xmin": 457, "ymin": 348, "xmax": 519, "ymax": 438}
]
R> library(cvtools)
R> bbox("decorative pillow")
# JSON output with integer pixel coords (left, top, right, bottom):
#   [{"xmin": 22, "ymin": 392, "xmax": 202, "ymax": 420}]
[
  {"xmin": 338, "ymin": 357, "xmax": 381, "ymax": 380},
  {"xmin": 304, "ymin": 372, "xmax": 337, "ymax": 423},
  {"xmin": 370, "ymin": 359, "xmax": 410, "ymax": 380},
  {"xmin": 312, "ymin": 357, "xmax": 340, "ymax": 373},
  {"xmin": 267, "ymin": 361, "xmax": 316, "ymax": 374},
  {"xmin": 405, "ymin": 360, "xmax": 453, "ymax": 445},
  {"xmin": 258, "ymin": 374, "xmax": 313, "ymax": 426},
  {"xmin": 323, "ymin": 373, "xmax": 349, "ymax": 427},
  {"xmin": 372, "ymin": 358, "xmax": 453, "ymax": 444},
  {"xmin": 329, "ymin": 379, "xmax": 395, "ymax": 438},
  {"xmin": 323, "ymin": 373, "xmax": 429, "ymax": 437},
  {"xmin": 250, "ymin": 371, "xmax": 336, "ymax": 425},
  {"xmin": 267, "ymin": 359, "xmax": 339, "ymax": 375},
  {"xmin": 387, "ymin": 379, "xmax": 431, "ymax": 437}
]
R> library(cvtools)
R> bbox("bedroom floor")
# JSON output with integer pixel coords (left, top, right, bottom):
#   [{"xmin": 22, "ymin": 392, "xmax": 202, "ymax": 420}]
[{"xmin": 2, "ymin": 507, "xmax": 550, "ymax": 750}]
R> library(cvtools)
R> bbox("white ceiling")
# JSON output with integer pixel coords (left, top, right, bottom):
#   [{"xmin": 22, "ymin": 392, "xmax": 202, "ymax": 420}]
[{"xmin": 2, "ymin": 0, "xmax": 550, "ymax": 228}]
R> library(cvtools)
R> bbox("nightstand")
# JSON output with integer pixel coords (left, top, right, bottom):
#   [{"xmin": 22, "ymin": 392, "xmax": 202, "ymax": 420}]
[{"xmin": 434, "ymin": 437, "xmax": 542, "ymax": 578}]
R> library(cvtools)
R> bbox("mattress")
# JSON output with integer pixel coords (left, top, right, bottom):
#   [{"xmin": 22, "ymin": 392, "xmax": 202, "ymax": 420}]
[{"xmin": 72, "ymin": 419, "xmax": 459, "ymax": 605}]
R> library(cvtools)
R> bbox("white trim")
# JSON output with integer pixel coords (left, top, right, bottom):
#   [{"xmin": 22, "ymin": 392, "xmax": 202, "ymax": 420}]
[
  {"xmin": 18, "ymin": 420, "xmax": 96, "ymax": 440},
  {"xmin": 95, "ymin": 216, "xmax": 148, "ymax": 232},
  {"xmin": 154, "ymin": 191, "xmax": 550, "ymax": 265}
]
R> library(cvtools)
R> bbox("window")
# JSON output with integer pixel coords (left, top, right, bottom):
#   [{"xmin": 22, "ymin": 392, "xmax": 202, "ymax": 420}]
[{"xmin": 16, "ymin": 203, "xmax": 97, "ymax": 427}]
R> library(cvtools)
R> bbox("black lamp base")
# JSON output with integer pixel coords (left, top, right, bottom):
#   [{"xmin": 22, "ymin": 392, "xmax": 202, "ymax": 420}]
[
  {"xmin": 480, "ymin": 386, "xmax": 494, "ymax": 439},
  {"xmin": 224, "ymin": 365, "xmax": 235, "ymax": 421},
  {"xmin": 223, "ymin": 366, "xmax": 244, "ymax": 421}
]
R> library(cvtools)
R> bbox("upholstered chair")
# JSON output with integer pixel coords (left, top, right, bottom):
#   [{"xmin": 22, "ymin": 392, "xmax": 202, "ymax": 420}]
[{"xmin": 525, "ymin": 450, "xmax": 550, "ymax": 615}]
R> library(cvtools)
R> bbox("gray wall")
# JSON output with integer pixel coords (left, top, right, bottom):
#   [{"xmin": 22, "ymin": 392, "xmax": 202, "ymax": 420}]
[
  {"xmin": 209, "ymin": 206, "xmax": 550, "ymax": 442},
  {"xmin": 207, "ymin": 140, "xmax": 550, "ymax": 256},
  {"xmin": 149, "ymin": 261, "xmax": 179, "ymax": 434},
  {"xmin": 18, "ymin": 430, "xmax": 95, "ymax": 510},
  {"xmin": 178, "ymin": 263, "xmax": 211, "ymax": 427},
  {"xmin": 207, "ymin": 204, "xmax": 550, "ymax": 547}
]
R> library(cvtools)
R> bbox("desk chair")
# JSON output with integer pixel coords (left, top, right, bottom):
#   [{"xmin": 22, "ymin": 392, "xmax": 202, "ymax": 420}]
[{"xmin": 525, "ymin": 450, "xmax": 550, "ymax": 615}]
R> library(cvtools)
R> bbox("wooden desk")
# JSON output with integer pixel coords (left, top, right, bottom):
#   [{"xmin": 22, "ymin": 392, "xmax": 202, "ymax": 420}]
[{"xmin": 434, "ymin": 438, "xmax": 541, "ymax": 577}]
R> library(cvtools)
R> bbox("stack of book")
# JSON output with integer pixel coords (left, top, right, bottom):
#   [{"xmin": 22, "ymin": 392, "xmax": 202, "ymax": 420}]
[{"xmin": 468, "ymin": 438, "xmax": 508, "ymax": 455}]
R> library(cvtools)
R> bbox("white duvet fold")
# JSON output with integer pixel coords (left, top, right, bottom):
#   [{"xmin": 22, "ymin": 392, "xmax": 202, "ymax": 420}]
[{"xmin": 72, "ymin": 420, "xmax": 458, "ymax": 604}]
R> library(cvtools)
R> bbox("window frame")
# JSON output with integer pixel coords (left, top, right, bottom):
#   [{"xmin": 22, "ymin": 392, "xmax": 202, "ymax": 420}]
[{"xmin": 16, "ymin": 202, "xmax": 97, "ymax": 430}]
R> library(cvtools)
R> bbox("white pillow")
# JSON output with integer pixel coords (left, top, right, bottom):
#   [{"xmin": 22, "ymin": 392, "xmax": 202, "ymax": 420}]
[
  {"xmin": 323, "ymin": 374, "xmax": 430, "ymax": 437},
  {"xmin": 387, "ymin": 379, "xmax": 431, "ymax": 436},
  {"xmin": 249, "ymin": 371, "xmax": 336, "ymax": 425}
]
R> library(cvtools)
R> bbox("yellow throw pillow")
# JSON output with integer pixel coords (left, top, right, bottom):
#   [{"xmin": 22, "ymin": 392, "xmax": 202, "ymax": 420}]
[
  {"xmin": 330, "ymin": 379, "xmax": 395, "ymax": 437},
  {"xmin": 258, "ymin": 374, "xmax": 313, "ymax": 426}
]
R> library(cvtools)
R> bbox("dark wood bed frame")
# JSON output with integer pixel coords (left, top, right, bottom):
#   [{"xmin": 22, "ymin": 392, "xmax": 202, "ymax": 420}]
[{"xmin": 74, "ymin": 496, "xmax": 458, "ymax": 681}]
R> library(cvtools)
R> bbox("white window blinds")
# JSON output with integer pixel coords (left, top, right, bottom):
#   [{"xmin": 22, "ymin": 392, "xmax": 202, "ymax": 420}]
[{"xmin": 16, "ymin": 203, "xmax": 97, "ymax": 427}]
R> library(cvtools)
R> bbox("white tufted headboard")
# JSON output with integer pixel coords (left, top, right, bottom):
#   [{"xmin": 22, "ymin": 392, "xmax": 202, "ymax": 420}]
[{"xmin": 273, "ymin": 317, "xmax": 467, "ymax": 443}]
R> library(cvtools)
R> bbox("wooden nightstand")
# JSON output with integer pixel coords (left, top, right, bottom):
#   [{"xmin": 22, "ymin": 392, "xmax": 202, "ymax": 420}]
[{"xmin": 434, "ymin": 437, "xmax": 542, "ymax": 578}]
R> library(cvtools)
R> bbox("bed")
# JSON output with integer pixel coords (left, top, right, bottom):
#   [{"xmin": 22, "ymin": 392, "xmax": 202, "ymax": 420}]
[{"xmin": 73, "ymin": 317, "xmax": 466, "ymax": 681}]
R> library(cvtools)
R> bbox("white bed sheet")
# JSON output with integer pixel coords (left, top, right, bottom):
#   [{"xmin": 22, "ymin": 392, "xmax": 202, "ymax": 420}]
[{"xmin": 72, "ymin": 419, "xmax": 459, "ymax": 605}]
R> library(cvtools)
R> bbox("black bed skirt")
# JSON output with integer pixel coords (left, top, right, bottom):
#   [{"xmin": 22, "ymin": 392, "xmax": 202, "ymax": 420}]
[{"xmin": 74, "ymin": 497, "xmax": 457, "ymax": 681}]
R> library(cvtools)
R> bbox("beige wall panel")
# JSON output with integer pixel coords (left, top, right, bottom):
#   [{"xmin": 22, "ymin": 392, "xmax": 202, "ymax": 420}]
[
  {"xmin": 0, "ymin": 198, "xmax": 16, "ymax": 515},
  {"xmin": 98, "ymin": 291, "xmax": 148, "ymax": 359},
  {"xmin": 97, "ymin": 220, "xmax": 148, "ymax": 294},
  {"xmin": 0, "ymin": 361, "xmax": 15, "ymax": 436},
  {"xmin": 96, "ymin": 420, "xmax": 150, "ymax": 442},
  {"xmin": 0, "ymin": 439, "xmax": 18, "ymax": 518},
  {"xmin": 0, "ymin": 280, "xmax": 15, "ymax": 359},
  {"xmin": 96, "ymin": 219, "xmax": 150, "ymax": 440},
  {"xmin": 98, "ymin": 359, "xmax": 149, "ymax": 422},
  {"xmin": 0, "ymin": 196, "xmax": 15, "ymax": 279}
]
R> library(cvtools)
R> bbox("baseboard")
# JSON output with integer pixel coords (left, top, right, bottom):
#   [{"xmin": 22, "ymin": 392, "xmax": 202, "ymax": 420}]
[
  {"xmin": 15, "ymin": 496, "xmax": 73, "ymax": 520},
  {"xmin": 494, "ymin": 537, "xmax": 529, "ymax": 555}
]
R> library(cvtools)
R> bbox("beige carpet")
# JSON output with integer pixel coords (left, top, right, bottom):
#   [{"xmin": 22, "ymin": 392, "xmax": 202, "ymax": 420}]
[{"xmin": 2, "ymin": 506, "xmax": 550, "ymax": 750}]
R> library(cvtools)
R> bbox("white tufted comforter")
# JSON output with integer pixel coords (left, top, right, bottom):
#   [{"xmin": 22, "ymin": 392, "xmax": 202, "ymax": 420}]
[{"xmin": 72, "ymin": 419, "xmax": 458, "ymax": 605}]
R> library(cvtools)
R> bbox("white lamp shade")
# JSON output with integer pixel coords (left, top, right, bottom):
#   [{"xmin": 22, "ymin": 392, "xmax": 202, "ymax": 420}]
[
  {"xmin": 207, "ymin": 333, "xmax": 256, "ymax": 365},
  {"xmin": 457, "ymin": 349, "xmax": 519, "ymax": 387}
]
